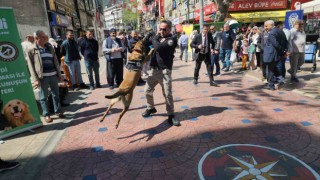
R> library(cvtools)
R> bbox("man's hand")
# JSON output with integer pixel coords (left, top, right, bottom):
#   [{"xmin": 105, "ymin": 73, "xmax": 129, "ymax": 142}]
[
  {"xmin": 211, "ymin": 49, "xmax": 214, "ymax": 54},
  {"xmin": 33, "ymin": 80, "xmax": 40, "ymax": 88},
  {"xmin": 198, "ymin": 45, "xmax": 202, "ymax": 49},
  {"xmin": 111, "ymin": 48, "xmax": 115, "ymax": 53},
  {"xmin": 214, "ymin": 50, "xmax": 219, "ymax": 54}
]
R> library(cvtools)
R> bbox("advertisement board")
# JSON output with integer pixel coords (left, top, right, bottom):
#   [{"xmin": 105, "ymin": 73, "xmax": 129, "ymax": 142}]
[
  {"xmin": 229, "ymin": 0, "xmax": 287, "ymax": 12},
  {"xmin": 0, "ymin": 8, "xmax": 42, "ymax": 139}
]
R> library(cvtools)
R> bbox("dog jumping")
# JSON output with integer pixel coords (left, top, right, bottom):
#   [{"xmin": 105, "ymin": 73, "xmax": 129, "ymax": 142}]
[{"xmin": 100, "ymin": 33, "xmax": 154, "ymax": 129}]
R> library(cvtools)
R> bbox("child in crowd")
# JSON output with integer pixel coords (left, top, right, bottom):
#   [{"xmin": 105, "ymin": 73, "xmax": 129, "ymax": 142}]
[{"xmin": 241, "ymin": 39, "xmax": 249, "ymax": 70}]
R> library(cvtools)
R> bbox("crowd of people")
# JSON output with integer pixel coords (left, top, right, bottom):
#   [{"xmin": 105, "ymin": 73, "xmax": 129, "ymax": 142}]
[
  {"xmin": 183, "ymin": 20, "xmax": 307, "ymax": 90},
  {"xmin": 18, "ymin": 18, "xmax": 308, "ymax": 127}
]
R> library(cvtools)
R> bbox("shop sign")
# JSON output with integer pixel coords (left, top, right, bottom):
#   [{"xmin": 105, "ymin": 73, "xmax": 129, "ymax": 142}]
[
  {"xmin": 48, "ymin": 0, "xmax": 56, "ymax": 11},
  {"xmin": 50, "ymin": 12, "xmax": 69, "ymax": 27},
  {"xmin": 308, "ymin": 12, "xmax": 320, "ymax": 19},
  {"xmin": 195, "ymin": 3, "xmax": 217, "ymax": 20},
  {"xmin": 78, "ymin": 0, "xmax": 85, "ymax": 11},
  {"xmin": 73, "ymin": 18, "xmax": 81, "ymax": 28},
  {"xmin": 203, "ymin": 3, "xmax": 217, "ymax": 15},
  {"xmin": 56, "ymin": 4, "xmax": 66, "ymax": 14},
  {"xmin": 291, "ymin": 0, "xmax": 312, "ymax": 10},
  {"xmin": 229, "ymin": 0, "xmax": 287, "ymax": 12}
]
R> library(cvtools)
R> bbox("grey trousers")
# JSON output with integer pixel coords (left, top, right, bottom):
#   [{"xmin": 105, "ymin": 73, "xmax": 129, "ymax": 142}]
[
  {"xmin": 144, "ymin": 68, "xmax": 174, "ymax": 115},
  {"xmin": 289, "ymin": 53, "xmax": 304, "ymax": 78}
]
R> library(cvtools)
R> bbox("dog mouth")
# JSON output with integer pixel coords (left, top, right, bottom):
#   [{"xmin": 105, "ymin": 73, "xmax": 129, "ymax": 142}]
[{"xmin": 11, "ymin": 111, "xmax": 23, "ymax": 118}]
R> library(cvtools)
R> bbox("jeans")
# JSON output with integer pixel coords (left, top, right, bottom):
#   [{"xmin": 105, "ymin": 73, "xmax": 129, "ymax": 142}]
[
  {"xmin": 84, "ymin": 59, "xmax": 100, "ymax": 87},
  {"xmin": 288, "ymin": 53, "xmax": 304, "ymax": 78},
  {"xmin": 211, "ymin": 53, "xmax": 220, "ymax": 74},
  {"xmin": 180, "ymin": 44, "xmax": 188, "ymax": 62},
  {"xmin": 66, "ymin": 60, "xmax": 84, "ymax": 85},
  {"xmin": 39, "ymin": 75, "xmax": 61, "ymax": 116},
  {"xmin": 276, "ymin": 58, "xmax": 286, "ymax": 79},
  {"xmin": 219, "ymin": 48, "xmax": 232, "ymax": 68}
]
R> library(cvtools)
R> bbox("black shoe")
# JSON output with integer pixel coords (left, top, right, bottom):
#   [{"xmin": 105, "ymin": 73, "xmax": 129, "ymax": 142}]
[
  {"xmin": 210, "ymin": 81, "xmax": 218, "ymax": 86},
  {"xmin": 193, "ymin": 79, "xmax": 198, "ymax": 85},
  {"xmin": 168, "ymin": 115, "xmax": 181, "ymax": 126},
  {"xmin": 224, "ymin": 67, "xmax": 230, "ymax": 72},
  {"xmin": 278, "ymin": 82, "xmax": 285, "ymax": 89},
  {"xmin": 0, "ymin": 159, "xmax": 19, "ymax": 172},
  {"xmin": 142, "ymin": 108, "xmax": 157, "ymax": 117},
  {"xmin": 72, "ymin": 85, "xmax": 79, "ymax": 91},
  {"xmin": 56, "ymin": 112, "xmax": 65, "ymax": 118},
  {"xmin": 61, "ymin": 102, "xmax": 70, "ymax": 107},
  {"xmin": 214, "ymin": 73, "xmax": 220, "ymax": 76},
  {"xmin": 263, "ymin": 85, "xmax": 275, "ymax": 91},
  {"xmin": 291, "ymin": 77, "xmax": 299, "ymax": 83},
  {"xmin": 137, "ymin": 79, "xmax": 146, "ymax": 86},
  {"xmin": 79, "ymin": 83, "xmax": 88, "ymax": 89},
  {"xmin": 96, "ymin": 84, "xmax": 102, "ymax": 88}
]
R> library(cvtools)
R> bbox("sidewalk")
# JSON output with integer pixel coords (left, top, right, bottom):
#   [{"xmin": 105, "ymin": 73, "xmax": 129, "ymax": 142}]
[{"xmin": 1, "ymin": 51, "xmax": 320, "ymax": 179}]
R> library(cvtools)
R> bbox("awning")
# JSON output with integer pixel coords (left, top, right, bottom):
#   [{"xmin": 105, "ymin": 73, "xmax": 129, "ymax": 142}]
[
  {"xmin": 230, "ymin": 10, "xmax": 286, "ymax": 23},
  {"xmin": 302, "ymin": 0, "xmax": 320, "ymax": 14}
]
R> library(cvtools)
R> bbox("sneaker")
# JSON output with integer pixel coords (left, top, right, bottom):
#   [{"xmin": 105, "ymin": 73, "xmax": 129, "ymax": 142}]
[
  {"xmin": 45, "ymin": 116, "xmax": 53, "ymax": 123},
  {"xmin": 90, "ymin": 86, "xmax": 95, "ymax": 90},
  {"xmin": 142, "ymin": 108, "xmax": 157, "ymax": 117},
  {"xmin": 193, "ymin": 79, "xmax": 198, "ymax": 85},
  {"xmin": 214, "ymin": 73, "xmax": 220, "ymax": 76},
  {"xmin": 263, "ymin": 85, "xmax": 275, "ymax": 91},
  {"xmin": 0, "ymin": 159, "xmax": 19, "ymax": 172},
  {"xmin": 79, "ymin": 83, "xmax": 88, "ymax": 89}
]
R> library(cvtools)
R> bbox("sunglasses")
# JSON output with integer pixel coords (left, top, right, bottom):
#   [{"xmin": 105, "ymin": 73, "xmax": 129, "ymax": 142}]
[
  {"xmin": 159, "ymin": 28, "xmax": 167, "ymax": 31},
  {"xmin": 210, "ymin": 28, "xmax": 215, "ymax": 30}
]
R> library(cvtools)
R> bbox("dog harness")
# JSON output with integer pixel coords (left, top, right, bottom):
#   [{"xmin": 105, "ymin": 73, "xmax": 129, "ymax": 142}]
[{"xmin": 125, "ymin": 60, "xmax": 143, "ymax": 71}]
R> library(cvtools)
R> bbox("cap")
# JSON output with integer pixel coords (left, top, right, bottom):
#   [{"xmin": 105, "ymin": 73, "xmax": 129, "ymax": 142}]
[{"xmin": 110, "ymin": 28, "xmax": 116, "ymax": 33}]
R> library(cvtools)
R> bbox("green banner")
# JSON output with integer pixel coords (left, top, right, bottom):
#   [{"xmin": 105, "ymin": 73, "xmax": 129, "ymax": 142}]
[{"xmin": 0, "ymin": 7, "xmax": 42, "ymax": 139}]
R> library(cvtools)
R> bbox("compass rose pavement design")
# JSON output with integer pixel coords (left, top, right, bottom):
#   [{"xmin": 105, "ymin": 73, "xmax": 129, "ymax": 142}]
[{"xmin": 198, "ymin": 144, "xmax": 320, "ymax": 180}]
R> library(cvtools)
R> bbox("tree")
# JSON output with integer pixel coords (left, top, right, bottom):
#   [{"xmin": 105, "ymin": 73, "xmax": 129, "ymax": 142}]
[{"xmin": 213, "ymin": 0, "xmax": 235, "ymax": 22}]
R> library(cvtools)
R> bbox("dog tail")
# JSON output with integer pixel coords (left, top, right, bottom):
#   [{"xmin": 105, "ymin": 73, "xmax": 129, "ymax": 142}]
[{"xmin": 105, "ymin": 91, "xmax": 128, "ymax": 99}]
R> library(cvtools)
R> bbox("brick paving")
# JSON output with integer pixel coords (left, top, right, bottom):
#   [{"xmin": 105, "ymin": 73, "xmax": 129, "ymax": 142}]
[{"xmin": 1, "ymin": 52, "xmax": 320, "ymax": 179}]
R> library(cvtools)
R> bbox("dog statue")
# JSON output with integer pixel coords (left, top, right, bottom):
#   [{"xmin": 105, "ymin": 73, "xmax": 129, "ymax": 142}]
[{"xmin": 100, "ymin": 32, "xmax": 154, "ymax": 129}]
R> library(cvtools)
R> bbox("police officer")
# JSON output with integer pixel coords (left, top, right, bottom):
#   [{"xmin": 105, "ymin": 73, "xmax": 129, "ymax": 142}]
[{"xmin": 141, "ymin": 20, "xmax": 180, "ymax": 126}]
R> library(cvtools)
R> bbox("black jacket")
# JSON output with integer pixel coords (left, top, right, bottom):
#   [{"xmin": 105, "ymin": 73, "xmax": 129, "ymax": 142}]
[
  {"xmin": 190, "ymin": 33, "xmax": 215, "ymax": 60},
  {"xmin": 149, "ymin": 34, "xmax": 177, "ymax": 70},
  {"xmin": 79, "ymin": 38, "xmax": 99, "ymax": 61}
]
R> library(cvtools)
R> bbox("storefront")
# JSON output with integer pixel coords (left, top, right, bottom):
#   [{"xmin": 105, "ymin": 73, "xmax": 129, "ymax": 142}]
[
  {"xmin": 50, "ymin": 12, "xmax": 70, "ymax": 39},
  {"xmin": 228, "ymin": 0, "xmax": 287, "ymax": 24}
]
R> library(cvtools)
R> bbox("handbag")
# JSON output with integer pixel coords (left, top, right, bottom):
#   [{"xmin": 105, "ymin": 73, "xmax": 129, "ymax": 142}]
[{"xmin": 248, "ymin": 44, "xmax": 256, "ymax": 54}]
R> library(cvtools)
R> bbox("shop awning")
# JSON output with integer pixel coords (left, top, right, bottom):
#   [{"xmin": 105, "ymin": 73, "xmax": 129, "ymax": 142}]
[
  {"xmin": 230, "ymin": 10, "xmax": 286, "ymax": 23},
  {"xmin": 302, "ymin": 0, "xmax": 320, "ymax": 14}
]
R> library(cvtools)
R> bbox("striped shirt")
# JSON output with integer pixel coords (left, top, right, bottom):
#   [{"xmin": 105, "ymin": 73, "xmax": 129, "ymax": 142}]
[{"xmin": 38, "ymin": 45, "xmax": 57, "ymax": 77}]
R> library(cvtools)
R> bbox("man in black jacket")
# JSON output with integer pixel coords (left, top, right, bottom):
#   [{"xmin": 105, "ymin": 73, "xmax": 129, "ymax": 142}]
[
  {"xmin": 142, "ymin": 20, "xmax": 180, "ymax": 126},
  {"xmin": 79, "ymin": 30, "xmax": 101, "ymax": 90},
  {"xmin": 190, "ymin": 25, "xmax": 217, "ymax": 86}
]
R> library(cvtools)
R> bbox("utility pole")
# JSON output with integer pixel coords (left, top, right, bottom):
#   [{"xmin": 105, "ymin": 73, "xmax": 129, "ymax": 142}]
[{"xmin": 199, "ymin": 0, "xmax": 204, "ymax": 31}]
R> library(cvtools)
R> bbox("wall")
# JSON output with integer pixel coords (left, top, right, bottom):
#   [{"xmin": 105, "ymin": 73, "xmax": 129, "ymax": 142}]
[{"xmin": 0, "ymin": 0, "xmax": 50, "ymax": 41}]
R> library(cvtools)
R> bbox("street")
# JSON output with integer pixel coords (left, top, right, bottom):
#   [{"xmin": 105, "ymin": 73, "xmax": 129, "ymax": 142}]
[{"xmin": 1, "ymin": 51, "xmax": 320, "ymax": 179}]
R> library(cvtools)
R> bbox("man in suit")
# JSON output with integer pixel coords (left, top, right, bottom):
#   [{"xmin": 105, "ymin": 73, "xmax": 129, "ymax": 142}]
[
  {"xmin": 190, "ymin": 25, "xmax": 217, "ymax": 86},
  {"xmin": 263, "ymin": 20, "xmax": 288, "ymax": 90}
]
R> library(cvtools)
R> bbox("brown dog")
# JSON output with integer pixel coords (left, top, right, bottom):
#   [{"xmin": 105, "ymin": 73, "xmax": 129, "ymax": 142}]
[
  {"xmin": 100, "ymin": 36, "xmax": 154, "ymax": 129},
  {"xmin": 2, "ymin": 99, "xmax": 36, "ymax": 127}
]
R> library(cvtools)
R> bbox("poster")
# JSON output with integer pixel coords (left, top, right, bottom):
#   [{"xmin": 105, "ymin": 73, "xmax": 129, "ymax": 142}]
[
  {"xmin": 285, "ymin": 10, "xmax": 304, "ymax": 30},
  {"xmin": 182, "ymin": 24, "xmax": 193, "ymax": 52},
  {"xmin": 0, "ymin": 7, "xmax": 42, "ymax": 139}
]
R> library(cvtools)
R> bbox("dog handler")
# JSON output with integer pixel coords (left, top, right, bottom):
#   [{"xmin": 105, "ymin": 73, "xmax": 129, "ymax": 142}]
[{"xmin": 142, "ymin": 20, "xmax": 180, "ymax": 126}]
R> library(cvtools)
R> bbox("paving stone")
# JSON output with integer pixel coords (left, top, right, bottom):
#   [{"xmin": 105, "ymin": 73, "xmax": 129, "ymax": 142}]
[
  {"xmin": 300, "ymin": 121, "xmax": 313, "ymax": 126},
  {"xmin": 151, "ymin": 150, "xmax": 164, "ymax": 158},
  {"xmin": 241, "ymin": 119, "xmax": 252, "ymax": 124},
  {"xmin": 98, "ymin": 127, "xmax": 108, "ymax": 132},
  {"xmin": 91, "ymin": 146, "xmax": 103, "ymax": 153}
]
